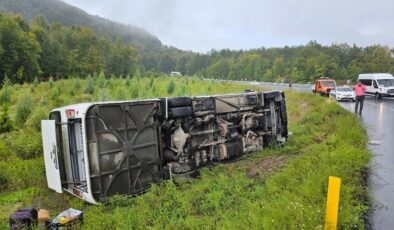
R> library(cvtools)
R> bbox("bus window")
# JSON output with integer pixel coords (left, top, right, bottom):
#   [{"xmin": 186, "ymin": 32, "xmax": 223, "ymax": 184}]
[{"xmin": 48, "ymin": 111, "xmax": 67, "ymax": 187}]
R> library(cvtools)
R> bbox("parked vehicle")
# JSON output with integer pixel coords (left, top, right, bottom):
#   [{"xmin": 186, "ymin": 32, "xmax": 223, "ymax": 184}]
[
  {"xmin": 358, "ymin": 73, "xmax": 394, "ymax": 99},
  {"xmin": 313, "ymin": 78, "xmax": 336, "ymax": 96},
  {"xmin": 41, "ymin": 91, "xmax": 288, "ymax": 204},
  {"xmin": 330, "ymin": 86, "xmax": 356, "ymax": 101},
  {"xmin": 170, "ymin": 71, "xmax": 182, "ymax": 76}
]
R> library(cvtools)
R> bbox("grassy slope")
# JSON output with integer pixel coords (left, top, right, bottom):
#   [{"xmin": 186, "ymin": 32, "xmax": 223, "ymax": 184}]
[{"xmin": 0, "ymin": 77, "xmax": 370, "ymax": 229}]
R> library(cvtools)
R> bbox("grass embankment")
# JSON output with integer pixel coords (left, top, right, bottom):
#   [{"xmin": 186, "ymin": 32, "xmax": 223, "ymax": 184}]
[{"xmin": 0, "ymin": 77, "xmax": 370, "ymax": 229}]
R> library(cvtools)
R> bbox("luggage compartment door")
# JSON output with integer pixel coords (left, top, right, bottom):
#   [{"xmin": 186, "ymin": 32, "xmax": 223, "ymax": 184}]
[{"xmin": 41, "ymin": 120, "xmax": 63, "ymax": 193}]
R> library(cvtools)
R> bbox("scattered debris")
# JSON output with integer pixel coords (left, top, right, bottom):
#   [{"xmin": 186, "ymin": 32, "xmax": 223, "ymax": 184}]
[
  {"xmin": 51, "ymin": 208, "xmax": 83, "ymax": 228},
  {"xmin": 9, "ymin": 207, "xmax": 83, "ymax": 229},
  {"xmin": 38, "ymin": 209, "xmax": 50, "ymax": 227},
  {"xmin": 9, "ymin": 208, "xmax": 38, "ymax": 229}
]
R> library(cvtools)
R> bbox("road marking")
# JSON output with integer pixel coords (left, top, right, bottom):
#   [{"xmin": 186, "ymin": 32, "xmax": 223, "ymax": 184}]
[
  {"xmin": 325, "ymin": 176, "xmax": 341, "ymax": 230},
  {"xmin": 364, "ymin": 101, "xmax": 394, "ymax": 113},
  {"xmin": 368, "ymin": 140, "xmax": 381, "ymax": 145}
]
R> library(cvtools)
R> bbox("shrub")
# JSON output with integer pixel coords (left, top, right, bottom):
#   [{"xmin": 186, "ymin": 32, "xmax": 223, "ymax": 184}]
[
  {"xmin": 0, "ymin": 138, "xmax": 8, "ymax": 161},
  {"xmin": 74, "ymin": 94, "xmax": 93, "ymax": 103},
  {"xmin": 130, "ymin": 82, "xmax": 139, "ymax": 98},
  {"xmin": 167, "ymin": 80, "xmax": 176, "ymax": 95},
  {"xmin": 125, "ymin": 76, "xmax": 131, "ymax": 86},
  {"xmin": 178, "ymin": 85, "xmax": 187, "ymax": 96},
  {"xmin": 97, "ymin": 71, "xmax": 107, "ymax": 88},
  {"xmin": 4, "ymin": 128, "xmax": 42, "ymax": 159},
  {"xmin": 69, "ymin": 87, "xmax": 76, "ymax": 96},
  {"xmin": 85, "ymin": 76, "xmax": 95, "ymax": 94},
  {"xmin": 96, "ymin": 88, "xmax": 110, "ymax": 101},
  {"xmin": 0, "ymin": 157, "xmax": 45, "ymax": 191},
  {"xmin": 32, "ymin": 77, "xmax": 39, "ymax": 88},
  {"xmin": 14, "ymin": 93, "xmax": 34, "ymax": 127},
  {"xmin": 0, "ymin": 105, "xmax": 13, "ymax": 133},
  {"xmin": 149, "ymin": 77, "xmax": 154, "ymax": 88},
  {"xmin": 25, "ymin": 106, "xmax": 48, "ymax": 131},
  {"xmin": 0, "ymin": 77, "xmax": 12, "ymax": 105},
  {"xmin": 107, "ymin": 77, "xmax": 116, "ymax": 90},
  {"xmin": 51, "ymin": 86, "xmax": 61, "ymax": 100},
  {"xmin": 74, "ymin": 77, "xmax": 81, "ymax": 90},
  {"xmin": 48, "ymin": 77, "xmax": 54, "ymax": 87},
  {"xmin": 115, "ymin": 88, "xmax": 127, "ymax": 100}
]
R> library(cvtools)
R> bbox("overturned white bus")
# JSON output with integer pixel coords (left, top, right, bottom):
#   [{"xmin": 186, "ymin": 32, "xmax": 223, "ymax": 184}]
[{"xmin": 41, "ymin": 91, "xmax": 288, "ymax": 204}]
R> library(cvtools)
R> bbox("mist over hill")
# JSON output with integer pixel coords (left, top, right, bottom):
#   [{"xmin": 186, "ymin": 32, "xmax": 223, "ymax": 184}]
[
  {"xmin": 0, "ymin": 0, "xmax": 162, "ymax": 49},
  {"xmin": 1, "ymin": 0, "xmax": 394, "ymax": 83}
]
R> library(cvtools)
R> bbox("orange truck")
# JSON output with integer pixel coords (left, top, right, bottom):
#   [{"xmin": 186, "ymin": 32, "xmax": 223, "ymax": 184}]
[{"xmin": 313, "ymin": 78, "xmax": 336, "ymax": 96}]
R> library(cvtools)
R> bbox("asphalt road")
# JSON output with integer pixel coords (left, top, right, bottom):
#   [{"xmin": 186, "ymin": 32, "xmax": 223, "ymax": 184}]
[
  {"xmin": 255, "ymin": 82, "xmax": 393, "ymax": 229},
  {"xmin": 337, "ymin": 97, "xmax": 394, "ymax": 230}
]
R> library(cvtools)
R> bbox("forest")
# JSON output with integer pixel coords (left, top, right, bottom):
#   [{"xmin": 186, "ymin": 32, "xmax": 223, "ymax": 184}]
[
  {"xmin": 1, "ymin": 12, "xmax": 394, "ymax": 85},
  {"xmin": 0, "ymin": 13, "xmax": 138, "ymax": 83},
  {"xmin": 136, "ymin": 41, "xmax": 394, "ymax": 83}
]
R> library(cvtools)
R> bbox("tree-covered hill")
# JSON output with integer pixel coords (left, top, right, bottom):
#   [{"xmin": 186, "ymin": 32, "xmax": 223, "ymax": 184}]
[
  {"xmin": 0, "ymin": 13, "xmax": 138, "ymax": 83},
  {"xmin": 0, "ymin": 0, "xmax": 162, "ymax": 49},
  {"xmin": 1, "ymin": 0, "xmax": 394, "ymax": 83}
]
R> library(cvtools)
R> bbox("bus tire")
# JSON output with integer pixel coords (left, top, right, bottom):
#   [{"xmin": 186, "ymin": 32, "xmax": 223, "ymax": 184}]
[{"xmin": 168, "ymin": 97, "xmax": 192, "ymax": 107}]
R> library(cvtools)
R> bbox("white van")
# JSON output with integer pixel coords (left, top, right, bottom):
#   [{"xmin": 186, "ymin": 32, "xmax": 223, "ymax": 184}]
[
  {"xmin": 41, "ymin": 91, "xmax": 288, "ymax": 204},
  {"xmin": 170, "ymin": 71, "xmax": 182, "ymax": 76},
  {"xmin": 358, "ymin": 73, "xmax": 394, "ymax": 99}
]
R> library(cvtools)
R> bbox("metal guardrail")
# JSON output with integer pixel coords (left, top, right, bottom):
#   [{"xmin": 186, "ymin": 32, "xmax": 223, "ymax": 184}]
[{"xmin": 202, "ymin": 78, "xmax": 313, "ymax": 93}]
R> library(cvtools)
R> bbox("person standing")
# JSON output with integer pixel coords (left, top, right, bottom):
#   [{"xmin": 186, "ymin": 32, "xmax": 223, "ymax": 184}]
[{"xmin": 353, "ymin": 80, "xmax": 367, "ymax": 115}]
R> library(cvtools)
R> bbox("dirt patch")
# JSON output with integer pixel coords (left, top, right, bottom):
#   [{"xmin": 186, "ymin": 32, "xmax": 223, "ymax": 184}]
[{"xmin": 246, "ymin": 155, "xmax": 290, "ymax": 178}]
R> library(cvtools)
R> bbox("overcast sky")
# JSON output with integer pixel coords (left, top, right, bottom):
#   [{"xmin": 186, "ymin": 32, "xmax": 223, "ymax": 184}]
[{"xmin": 62, "ymin": 0, "xmax": 394, "ymax": 52}]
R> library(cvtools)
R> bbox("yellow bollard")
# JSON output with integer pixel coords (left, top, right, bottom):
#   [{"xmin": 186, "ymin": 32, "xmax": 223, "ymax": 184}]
[{"xmin": 325, "ymin": 176, "xmax": 341, "ymax": 230}]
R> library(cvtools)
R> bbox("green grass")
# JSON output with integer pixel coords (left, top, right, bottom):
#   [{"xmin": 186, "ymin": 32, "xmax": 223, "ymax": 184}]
[{"xmin": 0, "ymin": 76, "xmax": 370, "ymax": 229}]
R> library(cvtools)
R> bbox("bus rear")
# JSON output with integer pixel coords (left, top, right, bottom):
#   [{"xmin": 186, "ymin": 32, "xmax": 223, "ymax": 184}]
[{"xmin": 42, "ymin": 100, "xmax": 161, "ymax": 204}]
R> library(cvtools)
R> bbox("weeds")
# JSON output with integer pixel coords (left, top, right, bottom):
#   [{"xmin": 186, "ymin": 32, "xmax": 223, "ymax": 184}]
[
  {"xmin": 85, "ymin": 76, "xmax": 95, "ymax": 94},
  {"xmin": 0, "ymin": 105, "xmax": 13, "ymax": 133},
  {"xmin": 167, "ymin": 79, "xmax": 176, "ymax": 94},
  {"xmin": 0, "ymin": 76, "xmax": 12, "ymax": 105},
  {"xmin": 14, "ymin": 93, "xmax": 34, "ymax": 127}
]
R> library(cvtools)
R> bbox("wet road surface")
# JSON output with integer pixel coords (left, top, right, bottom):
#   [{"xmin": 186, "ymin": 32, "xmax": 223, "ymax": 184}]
[{"xmin": 338, "ymin": 97, "xmax": 394, "ymax": 230}]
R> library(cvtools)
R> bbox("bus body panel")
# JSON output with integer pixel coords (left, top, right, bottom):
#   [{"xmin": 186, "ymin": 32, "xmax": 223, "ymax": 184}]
[
  {"xmin": 41, "ymin": 120, "xmax": 63, "ymax": 193},
  {"xmin": 43, "ymin": 92, "xmax": 288, "ymax": 204}
]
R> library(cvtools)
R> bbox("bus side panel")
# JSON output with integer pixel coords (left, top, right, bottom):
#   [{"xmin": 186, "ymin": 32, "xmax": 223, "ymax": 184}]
[{"xmin": 85, "ymin": 101, "xmax": 161, "ymax": 201}]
